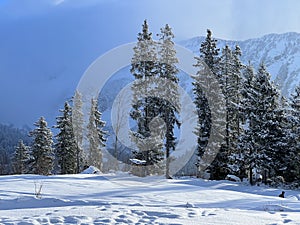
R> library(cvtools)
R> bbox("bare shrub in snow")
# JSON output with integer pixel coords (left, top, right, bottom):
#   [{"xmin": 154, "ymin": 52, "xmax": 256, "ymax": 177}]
[{"xmin": 34, "ymin": 180, "xmax": 43, "ymax": 199}]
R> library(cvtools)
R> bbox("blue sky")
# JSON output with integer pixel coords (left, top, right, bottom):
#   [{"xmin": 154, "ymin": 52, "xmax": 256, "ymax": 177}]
[
  {"xmin": 0, "ymin": 0, "xmax": 300, "ymax": 41},
  {"xmin": 0, "ymin": 0, "xmax": 300, "ymax": 127}
]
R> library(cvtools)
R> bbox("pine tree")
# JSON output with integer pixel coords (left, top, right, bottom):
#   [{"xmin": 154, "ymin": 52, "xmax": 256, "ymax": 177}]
[
  {"xmin": 72, "ymin": 90, "xmax": 84, "ymax": 173},
  {"xmin": 232, "ymin": 45, "xmax": 243, "ymax": 130},
  {"xmin": 29, "ymin": 117, "xmax": 54, "ymax": 175},
  {"xmin": 0, "ymin": 149, "xmax": 10, "ymax": 175},
  {"xmin": 87, "ymin": 98, "xmax": 106, "ymax": 170},
  {"xmin": 241, "ymin": 63, "xmax": 288, "ymax": 184},
  {"xmin": 239, "ymin": 63, "xmax": 257, "ymax": 184},
  {"xmin": 287, "ymin": 87, "xmax": 300, "ymax": 182},
  {"xmin": 130, "ymin": 20, "xmax": 164, "ymax": 172},
  {"xmin": 252, "ymin": 64, "xmax": 280, "ymax": 180},
  {"xmin": 218, "ymin": 45, "xmax": 244, "ymax": 179},
  {"xmin": 199, "ymin": 29, "xmax": 220, "ymax": 76},
  {"xmin": 290, "ymin": 86, "xmax": 300, "ymax": 119},
  {"xmin": 13, "ymin": 140, "xmax": 30, "ymax": 174},
  {"xmin": 266, "ymin": 97, "xmax": 290, "ymax": 182},
  {"xmin": 156, "ymin": 24, "xmax": 181, "ymax": 178},
  {"xmin": 232, "ymin": 45, "xmax": 244, "ymax": 139},
  {"xmin": 193, "ymin": 79, "xmax": 211, "ymax": 177},
  {"xmin": 131, "ymin": 20, "xmax": 157, "ymax": 81},
  {"xmin": 193, "ymin": 29, "xmax": 224, "ymax": 179},
  {"xmin": 217, "ymin": 45, "xmax": 234, "ymax": 178},
  {"xmin": 55, "ymin": 101, "xmax": 77, "ymax": 174}
]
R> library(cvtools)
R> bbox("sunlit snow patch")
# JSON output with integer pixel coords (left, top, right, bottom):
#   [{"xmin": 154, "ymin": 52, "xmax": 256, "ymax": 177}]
[{"xmin": 80, "ymin": 166, "xmax": 101, "ymax": 174}]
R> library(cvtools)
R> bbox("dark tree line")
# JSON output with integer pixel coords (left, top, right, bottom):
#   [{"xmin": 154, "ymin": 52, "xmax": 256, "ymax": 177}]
[
  {"xmin": 0, "ymin": 124, "xmax": 31, "ymax": 174},
  {"xmin": 5, "ymin": 94, "xmax": 106, "ymax": 176}
]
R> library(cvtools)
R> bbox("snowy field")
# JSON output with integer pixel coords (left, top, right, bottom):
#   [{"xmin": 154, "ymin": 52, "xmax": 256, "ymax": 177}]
[{"xmin": 0, "ymin": 172, "xmax": 300, "ymax": 225}]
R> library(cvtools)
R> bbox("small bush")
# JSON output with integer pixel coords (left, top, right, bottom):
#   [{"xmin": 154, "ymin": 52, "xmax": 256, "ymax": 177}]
[{"xmin": 34, "ymin": 180, "xmax": 43, "ymax": 199}]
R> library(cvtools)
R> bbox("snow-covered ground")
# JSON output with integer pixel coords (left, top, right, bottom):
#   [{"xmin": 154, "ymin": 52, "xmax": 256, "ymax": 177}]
[{"xmin": 0, "ymin": 173, "xmax": 300, "ymax": 225}]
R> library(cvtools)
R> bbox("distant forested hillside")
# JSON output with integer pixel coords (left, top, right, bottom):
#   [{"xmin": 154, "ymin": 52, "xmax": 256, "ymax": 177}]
[{"xmin": 0, "ymin": 124, "xmax": 32, "ymax": 174}]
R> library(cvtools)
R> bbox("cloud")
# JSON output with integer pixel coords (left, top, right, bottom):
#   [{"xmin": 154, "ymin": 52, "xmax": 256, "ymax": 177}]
[
  {"xmin": 53, "ymin": 0, "xmax": 65, "ymax": 5},
  {"xmin": 1, "ymin": 0, "xmax": 299, "ymax": 40},
  {"xmin": 229, "ymin": 0, "xmax": 300, "ymax": 40}
]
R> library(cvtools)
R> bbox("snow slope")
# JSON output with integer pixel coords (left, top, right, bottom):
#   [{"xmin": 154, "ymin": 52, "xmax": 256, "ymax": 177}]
[{"xmin": 0, "ymin": 173, "xmax": 300, "ymax": 225}]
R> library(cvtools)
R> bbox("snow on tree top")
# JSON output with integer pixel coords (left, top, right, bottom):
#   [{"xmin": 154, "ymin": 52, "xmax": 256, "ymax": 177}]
[{"xmin": 130, "ymin": 158, "xmax": 147, "ymax": 165}]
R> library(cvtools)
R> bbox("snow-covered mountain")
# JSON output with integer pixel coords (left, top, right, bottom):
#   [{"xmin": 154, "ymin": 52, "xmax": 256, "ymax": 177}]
[{"xmin": 180, "ymin": 32, "xmax": 300, "ymax": 96}]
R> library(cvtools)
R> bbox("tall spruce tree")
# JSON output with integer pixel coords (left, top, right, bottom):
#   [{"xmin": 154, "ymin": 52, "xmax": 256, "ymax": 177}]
[
  {"xmin": 232, "ymin": 45, "xmax": 244, "ymax": 141},
  {"xmin": 199, "ymin": 29, "xmax": 220, "ymax": 75},
  {"xmin": 266, "ymin": 97, "xmax": 290, "ymax": 182},
  {"xmin": 87, "ymin": 98, "xmax": 106, "ymax": 170},
  {"xmin": 156, "ymin": 24, "xmax": 180, "ymax": 178},
  {"xmin": 72, "ymin": 90, "xmax": 84, "ymax": 173},
  {"xmin": 217, "ymin": 45, "xmax": 234, "ymax": 178},
  {"xmin": 252, "ymin": 64, "xmax": 279, "ymax": 180},
  {"xmin": 218, "ymin": 45, "xmax": 244, "ymax": 179},
  {"xmin": 29, "ymin": 117, "xmax": 54, "ymax": 175},
  {"xmin": 287, "ymin": 87, "xmax": 300, "ymax": 182},
  {"xmin": 130, "ymin": 20, "xmax": 164, "ymax": 172},
  {"xmin": 193, "ymin": 29, "xmax": 223, "ymax": 179},
  {"xmin": 241, "ymin": 63, "xmax": 287, "ymax": 184},
  {"xmin": 55, "ymin": 101, "xmax": 77, "ymax": 174},
  {"xmin": 239, "ymin": 63, "xmax": 257, "ymax": 184},
  {"xmin": 278, "ymin": 96, "xmax": 300, "ymax": 183},
  {"xmin": 13, "ymin": 140, "xmax": 30, "ymax": 174}
]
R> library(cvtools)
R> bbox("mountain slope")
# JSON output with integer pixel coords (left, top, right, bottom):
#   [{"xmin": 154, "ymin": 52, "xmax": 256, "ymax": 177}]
[{"xmin": 180, "ymin": 32, "xmax": 300, "ymax": 96}]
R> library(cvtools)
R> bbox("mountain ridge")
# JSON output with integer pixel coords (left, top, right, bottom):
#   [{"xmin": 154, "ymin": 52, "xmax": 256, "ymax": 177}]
[{"xmin": 180, "ymin": 32, "xmax": 300, "ymax": 96}]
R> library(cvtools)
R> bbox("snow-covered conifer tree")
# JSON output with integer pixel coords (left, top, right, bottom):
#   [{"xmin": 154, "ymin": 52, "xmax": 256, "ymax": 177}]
[
  {"xmin": 130, "ymin": 20, "xmax": 163, "ymax": 172},
  {"xmin": 286, "ymin": 87, "xmax": 300, "ymax": 182},
  {"xmin": 240, "ymin": 63, "xmax": 288, "ymax": 184},
  {"xmin": 87, "ymin": 98, "xmax": 106, "ymax": 170},
  {"xmin": 13, "ymin": 140, "xmax": 30, "ymax": 174},
  {"xmin": 232, "ymin": 45, "xmax": 244, "ymax": 138},
  {"xmin": 193, "ymin": 29, "xmax": 223, "ymax": 179},
  {"xmin": 156, "ymin": 24, "xmax": 181, "ymax": 178},
  {"xmin": 199, "ymin": 29, "xmax": 220, "ymax": 75},
  {"xmin": 55, "ymin": 101, "xmax": 77, "ymax": 174},
  {"xmin": 29, "ymin": 117, "xmax": 54, "ymax": 175},
  {"xmin": 72, "ymin": 90, "xmax": 84, "ymax": 173},
  {"xmin": 218, "ymin": 45, "xmax": 244, "ymax": 179}
]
